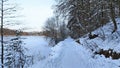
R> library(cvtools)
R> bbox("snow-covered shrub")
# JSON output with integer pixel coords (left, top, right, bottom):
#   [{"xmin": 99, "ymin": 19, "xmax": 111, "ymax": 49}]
[{"xmin": 4, "ymin": 30, "xmax": 26, "ymax": 68}]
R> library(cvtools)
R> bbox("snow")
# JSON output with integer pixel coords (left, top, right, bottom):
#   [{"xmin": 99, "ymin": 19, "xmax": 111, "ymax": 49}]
[
  {"xmin": 80, "ymin": 18, "xmax": 120, "ymax": 52},
  {"xmin": 22, "ymin": 36, "xmax": 51, "ymax": 63},
  {"xmin": 27, "ymin": 18, "xmax": 120, "ymax": 68},
  {"xmin": 1, "ymin": 18, "xmax": 120, "ymax": 68},
  {"xmin": 1, "ymin": 36, "xmax": 51, "ymax": 67},
  {"xmin": 28, "ymin": 37, "xmax": 120, "ymax": 68},
  {"xmin": 23, "ymin": 36, "xmax": 51, "ymax": 56}
]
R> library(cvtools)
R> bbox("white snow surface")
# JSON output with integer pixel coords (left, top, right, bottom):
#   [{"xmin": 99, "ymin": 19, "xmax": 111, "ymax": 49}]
[
  {"xmin": 22, "ymin": 36, "xmax": 51, "ymax": 63},
  {"xmin": 28, "ymin": 18, "xmax": 120, "ymax": 68},
  {"xmin": 29, "ymin": 38, "xmax": 120, "ymax": 68},
  {"xmin": 2, "ymin": 18, "xmax": 120, "ymax": 68}
]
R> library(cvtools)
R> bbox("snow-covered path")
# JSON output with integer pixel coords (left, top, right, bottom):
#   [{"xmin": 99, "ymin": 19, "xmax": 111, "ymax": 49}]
[{"xmin": 29, "ymin": 37, "xmax": 120, "ymax": 68}]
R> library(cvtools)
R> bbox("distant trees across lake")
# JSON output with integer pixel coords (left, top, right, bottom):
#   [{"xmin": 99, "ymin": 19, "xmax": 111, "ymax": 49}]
[{"xmin": 0, "ymin": 28, "xmax": 43, "ymax": 36}]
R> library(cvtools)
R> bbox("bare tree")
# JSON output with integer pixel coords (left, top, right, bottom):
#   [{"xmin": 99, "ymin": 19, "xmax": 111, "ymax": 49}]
[
  {"xmin": 0, "ymin": 0, "xmax": 18, "ymax": 68},
  {"xmin": 0, "ymin": 0, "xmax": 4, "ymax": 68},
  {"xmin": 43, "ymin": 16, "xmax": 68, "ymax": 46},
  {"xmin": 109, "ymin": 0, "xmax": 117, "ymax": 33},
  {"xmin": 43, "ymin": 17, "xmax": 58, "ymax": 46},
  {"xmin": 55, "ymin": 0, "xmax": 119, "ymax": 39},
  {"xmin": 119, "ymin": 0, "xmax": 120, "ymax": 16}
]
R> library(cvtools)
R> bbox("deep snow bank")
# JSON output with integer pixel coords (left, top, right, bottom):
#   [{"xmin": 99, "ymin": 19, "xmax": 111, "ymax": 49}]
[{"xmin": 80, "ymin": 18, "xmax": 120, "ymax": 52}]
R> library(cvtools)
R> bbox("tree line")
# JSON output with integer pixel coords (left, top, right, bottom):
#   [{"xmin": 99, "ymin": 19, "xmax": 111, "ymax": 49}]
[{"xmin": 0, "ymin": 28, "xmax": 42, "ymax": 36}]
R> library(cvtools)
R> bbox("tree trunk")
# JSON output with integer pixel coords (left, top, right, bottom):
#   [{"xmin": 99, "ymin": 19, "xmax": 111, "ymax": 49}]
[
  {"xmin": 119, "ymin": 0, "xmax": 120, "ymax": 16},
  {"xmin": 1, "ymin": 0, "xmax": 4, "ymax": 68},
  {"xmin": 110, "ymin": 0, "xmax": 117, "ymax": 33},
  {"xmin": 101, "ymin": 1, "xmax": 104, "ymax": 26}
]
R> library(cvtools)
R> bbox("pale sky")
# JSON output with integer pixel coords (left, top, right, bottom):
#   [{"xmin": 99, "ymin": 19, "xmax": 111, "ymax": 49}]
[{"xmin": 13, "ymin": 0, "xmax": 55, "ymax": 32}]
